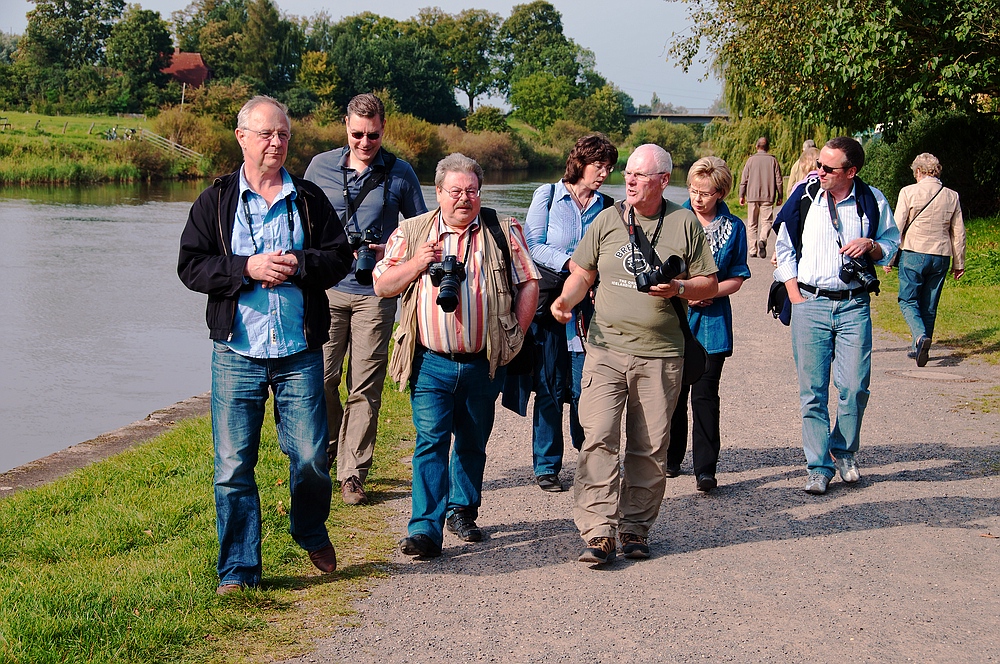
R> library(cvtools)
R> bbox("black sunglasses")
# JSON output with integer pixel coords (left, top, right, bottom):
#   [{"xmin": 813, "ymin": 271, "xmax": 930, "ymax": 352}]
[
  {"xmin": 818, "ymin": 163, "xmax": 848, "ymax": 174},
  {"xmin": 350, "ymin": 131, "xmax": 381, "ymax": 141}
]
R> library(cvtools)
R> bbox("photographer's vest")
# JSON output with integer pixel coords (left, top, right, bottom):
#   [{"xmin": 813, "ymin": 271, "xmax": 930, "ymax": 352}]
[{"xmin": 387, "ymin": 207, "xmax": 523, "ymax": 388}]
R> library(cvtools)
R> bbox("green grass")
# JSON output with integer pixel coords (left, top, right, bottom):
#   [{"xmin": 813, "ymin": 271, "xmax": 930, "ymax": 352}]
[
  {"xmin": 0, "ymin": 111, "xmax": 155, "ymax": 141},
  {"xmin": 0, "ymin": 384, "xmax": 415, "ymax": 663}
]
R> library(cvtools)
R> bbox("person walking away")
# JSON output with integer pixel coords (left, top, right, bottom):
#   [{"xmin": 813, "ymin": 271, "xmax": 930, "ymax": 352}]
[{"xmin": 739, "ymin": 137, "xmax": 783, "ymax": 259}]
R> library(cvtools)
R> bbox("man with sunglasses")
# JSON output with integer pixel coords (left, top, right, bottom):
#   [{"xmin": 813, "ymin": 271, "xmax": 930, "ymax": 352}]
[
  {"xmin": 305, "ymin": 93, "xmax": 427, "ymax": 506},
  {"xmin": 373, "ymin": 153, "xmax": 539, "ymax": 559},
  {"xmin": 773, "ymin": 137, "xmax": 899, "ymax": 495},
  {"xmin": 739, "ymin": 137, "xmax": 784, "ymax": 259},
  {"xmin": 178, "ymin": 95, "xmax": 354, "ymax": 593}
]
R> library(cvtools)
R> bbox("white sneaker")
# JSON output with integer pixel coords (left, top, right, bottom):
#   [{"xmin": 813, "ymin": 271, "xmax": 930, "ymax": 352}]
[
  {"xmin": 803, "ymin": 473, "xmax": 830, "ymax": 494},
  {"xmin": 834, "ymin": 456, "xmax": 861, "ymax": 483}
]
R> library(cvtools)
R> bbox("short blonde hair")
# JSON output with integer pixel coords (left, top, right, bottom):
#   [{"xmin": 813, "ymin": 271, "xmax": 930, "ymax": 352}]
[
  {"xmin": 911, "ymin": 153, "xmax": 942, "ymax": 178},
  {"xmin": 687, "ymin": 156, "xmax": 733, "ymax": 198}
]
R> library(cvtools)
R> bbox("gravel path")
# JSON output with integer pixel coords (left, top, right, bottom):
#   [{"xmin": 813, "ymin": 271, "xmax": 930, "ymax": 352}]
[{"xmin": 284, "ymin": 262, "xmax": 1000, "ymax": 664}]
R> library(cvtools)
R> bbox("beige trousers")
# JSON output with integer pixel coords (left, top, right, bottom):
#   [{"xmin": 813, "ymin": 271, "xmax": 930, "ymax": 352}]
[
  {"xmin": 322, "ymin": 289, "xmax": 397, "ymax": 484},
  {"xmin": 573, "ymin": 344, "xmax": 683, "ymax": 541},
  {"xmin": 746, "ymin": 201, "xmax": 775, "ymax": 254}
]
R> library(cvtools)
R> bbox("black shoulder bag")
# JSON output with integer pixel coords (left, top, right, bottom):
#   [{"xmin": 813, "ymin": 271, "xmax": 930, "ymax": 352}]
[{"xmin": 620, "ymin": 203, "xmax": 707, "ymax": 386}]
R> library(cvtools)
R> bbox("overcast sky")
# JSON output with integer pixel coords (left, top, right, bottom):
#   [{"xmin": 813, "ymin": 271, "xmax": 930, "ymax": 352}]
[{"xmin": 4, "ymin": 0, "xmax": 720, "ymax": 109}]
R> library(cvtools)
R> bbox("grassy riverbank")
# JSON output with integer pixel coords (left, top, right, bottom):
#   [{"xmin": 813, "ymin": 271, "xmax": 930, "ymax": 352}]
[{"xmin": 0, "ymin": 387, "xmax": 414, "ymax": 663}]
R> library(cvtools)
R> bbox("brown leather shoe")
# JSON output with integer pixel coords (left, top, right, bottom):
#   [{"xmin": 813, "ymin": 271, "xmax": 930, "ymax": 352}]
[
  {"xmin": 341, "ymin": 476, "xmax": 367, "ymax": 505},
  {"xmin": 308, "ymin": 544, "xmax": 337, "ymax": 573},
  {"xmin": 216, "ymin": 583, "xmax": 243, "ymax": 596}
]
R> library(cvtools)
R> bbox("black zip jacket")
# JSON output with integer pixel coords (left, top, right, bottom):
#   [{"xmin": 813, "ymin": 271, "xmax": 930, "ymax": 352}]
[{"xmin": 177, "ymin": 170, "xmax": 353, "ymax": 348}]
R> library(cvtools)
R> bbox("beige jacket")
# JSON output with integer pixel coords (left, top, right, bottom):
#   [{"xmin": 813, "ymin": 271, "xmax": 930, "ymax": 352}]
[
  {"xmin": 739, "ymin": 151, "xmax": 783, "ymax": 203},
  {"xmin": 894, "ymin": 177, "xmax": 965, "ymax": 269},
  {"xmin": 387, "ymin": 208, "xmax": 525, "ymax": 388}
]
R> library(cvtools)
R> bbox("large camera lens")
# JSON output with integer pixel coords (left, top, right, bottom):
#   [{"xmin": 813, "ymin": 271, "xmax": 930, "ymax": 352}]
[
  {"xmin": 635, "ymin": 255, "xmax": 686, "ymax": 293},
  {"xmin": 428, "ymin": 255, "xmax": 466, "ymax": 313},
  {"xmin": 355, "ymin": 245, "xmax": 376, "ymax": 285}
]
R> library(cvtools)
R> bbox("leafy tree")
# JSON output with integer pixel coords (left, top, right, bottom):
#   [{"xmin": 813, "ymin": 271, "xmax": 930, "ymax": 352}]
[
  {"xmin": 510, "ymin": 71, "xmax": 575, "ymax": 130},
  {"xmin": 0, "ymin": 33, "xmax": 19, "ymax": 64},
  {"xmin": 19, "ymin": 0, "xmax": 125, "ymax": 67},
  {"xmin": 497, "ymin": 1, "xmax": 581, "ymax": 93},
  {"xmin": 298, "ymin": 50, "xmax": 339, "ymax": 101},
  {"xmin": 106, "ymin": 5, "xmax": 173, "ymax": 111},
  {"xmin": 564, "ymin": 84, "xmax": 629, "ymax": 138},
  {"xmin": 411, "ymin": 7, "xmax": 502, "ymax": 112},
  {"xmin": 670, "ymin": 0, "xmax": 1000, "ymax": 133},
  {"xmin": 623, "ymin": 119, "xmax": 699, "ymax": 168},
  {"xmin": 466, "ymin": 106, "xmax": 510, "ymax": 133}
]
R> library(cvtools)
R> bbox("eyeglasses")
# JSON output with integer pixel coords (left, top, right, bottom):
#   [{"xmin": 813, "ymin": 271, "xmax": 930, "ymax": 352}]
[
  {"xmin": 442, "ymin": 187, "xmax": 480, "ymax": 200},
  {"xmin": 349, "ymin": 130, "xmax": 382, "ymax": 141},
  {"xmin": 623, "ymin": 169, "xmax": 666, "ymax": 183},
  {"xmin": 818, "ymin": 162, "xmax": 848, "ymax": 174},
  {"xmin": 688, "ymin": 187, "xmax": 719, "ymax": 199},
  {"xmin": 590, "ymin": 162, "xmax": 614, "ymax": 175},
  {"xmin": 242, "ymin": 128, "xmax": 291, "ymax": 142}
]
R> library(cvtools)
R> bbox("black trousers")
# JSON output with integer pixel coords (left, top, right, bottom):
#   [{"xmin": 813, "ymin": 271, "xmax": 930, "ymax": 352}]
[{"xmin": 667, "ymin": 353, "xmax": 727, "ymax": 477}]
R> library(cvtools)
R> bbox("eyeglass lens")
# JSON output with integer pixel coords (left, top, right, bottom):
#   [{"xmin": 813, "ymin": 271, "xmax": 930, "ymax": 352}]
[{"xmin": 351, "ymin": 131, "xmax": 381, "ymax": 140}]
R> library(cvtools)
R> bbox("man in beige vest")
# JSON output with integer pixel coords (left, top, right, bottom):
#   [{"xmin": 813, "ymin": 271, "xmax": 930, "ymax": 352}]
[{"xmin": 374, "ymin": 153, "xmax": 539, "ymax": 559}]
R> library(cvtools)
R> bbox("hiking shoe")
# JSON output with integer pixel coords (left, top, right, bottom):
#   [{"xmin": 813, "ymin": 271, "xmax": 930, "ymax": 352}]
[
  {"xmin": 665, "ymin": 464, "xmax": 681, "ymax": 478},
  {"xmin": 915, "ymin": 335, "xmax": 931, "ymax": 367},
  {"xmin": 446, "ymin": 511, "xmax": 483, "ymax": 542},
  {"xmin": 834, "ymin": 456, "xmax": 861, "ymax": 483},
  {"xmin": 341, "ymin": 476, "xmax": 367, "ymax": 505},
  {"xmin": 803, "ymin": 473, "xmax": 830, "ymax": 495},
  {"xmin": 578, "ymin": 536, "xmax": 617, "ymax": 565},
  {"xmin": 696, "ymin": 474, "xmax": 718, "ymax": 492},
  {"xmin": 757, "ymin": 240, "xmax": 767, "ymax": 259},
  {"xmin": 536, "ymin": 473, "xmax": 564, "ymax": 492},
  {"xmin": 399, "ymin": 534, "xmax": 442, "ymax": 558},
  {"xmin": 619, "ymin": 533, "xmax": 650, "ymax": 559}
]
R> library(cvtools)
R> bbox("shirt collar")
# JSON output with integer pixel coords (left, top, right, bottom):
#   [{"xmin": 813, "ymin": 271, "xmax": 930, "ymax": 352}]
[
  {"xmin": 338, "ymin": 146, "xmax": 385, "ymax": 172},
  {"xmin": 238, "ymin": 166, "xmax": 296, "ymax": 202}
]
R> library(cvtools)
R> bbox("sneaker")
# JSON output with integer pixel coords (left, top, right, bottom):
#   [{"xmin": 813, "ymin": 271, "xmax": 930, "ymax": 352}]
[
  {"xmin": 399, "ymin": 534, "xmax": 442, "ymax": 558},
  {"xmin": 696, "ymin": 474, "xmax": 718, "ymax": 492},
  {"xmin": 834, "ymin": 456, "xmax": 861, "ymax": 483},
  {"xmin": 757, "ymin": 240, "xmax": 767, "ymax": 259},
  {"xmin": 535, "ymin": 473, "xmax": 564, "ymax": 492},
  {"xmin": 341, "ymin": 476, "xmax": 367, "ymax": 505},
  {"xmin": 915, "ymin": 335, "xmax": 931, "ymax": 367},
  {"xmin": 445, "ymin": 511, "xmax": 483, "ymax": 542},
  {"xmin": 803, "ymin": 472, "xmax": 830, "ymax": 495},
  {"xmin": 906, "ymin": 350, "xmax": 917, "ymax": 359},
  {"xmin": 619, "ymin": 533, "xmax": 650, "ymax": 559},
  {"xmin": 578, "ymin": 536, "xmax": 617, "ymax": 565}
]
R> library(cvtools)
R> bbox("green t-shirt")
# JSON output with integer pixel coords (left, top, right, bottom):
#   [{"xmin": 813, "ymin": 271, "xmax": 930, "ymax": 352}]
[{"xmin": 572, "ymin": 199, "xmax": 718, "ymax": 357}]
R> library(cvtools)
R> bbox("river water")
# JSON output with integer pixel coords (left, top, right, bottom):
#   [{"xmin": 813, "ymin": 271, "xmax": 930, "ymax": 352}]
[{"xmin": 0, "ymin": 172, "xmax": 688, "ymax": 473}]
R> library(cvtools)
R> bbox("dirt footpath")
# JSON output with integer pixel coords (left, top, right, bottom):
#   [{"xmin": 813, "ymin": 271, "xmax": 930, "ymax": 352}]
[{"xmin": 286, "ymin": 266, "xmax": 1000, "ymax": 664}]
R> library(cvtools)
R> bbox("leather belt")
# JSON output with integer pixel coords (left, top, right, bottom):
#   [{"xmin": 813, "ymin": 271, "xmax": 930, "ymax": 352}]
[
  {"xmin": 799, "ymin": 283, "xmax": 863, "ymax": 300},
  {"xmin": 419, "ymin": 345, "xmax": 486, "ymax": 363}
]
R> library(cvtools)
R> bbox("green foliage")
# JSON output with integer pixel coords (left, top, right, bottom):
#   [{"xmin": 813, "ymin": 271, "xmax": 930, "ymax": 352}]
[
  {"xmin": 465, "ymin": 106, "xmax": 509, "ymax": 133},
  {"xmin": 298, "ymin": 50, "xmax": 340, "ymax": 102},
  {"xmin": 153, "ymin": 106, "xmax": 242, "ymax": 174},
  {"xmin": 437, "ymin": 124, "xmax": 526, "ymax": 171},
  {"xmin": 185, "ymin": 79, "xmax": 255, "ymax": 125},
  {"xmin": 861, "ymin": 111, "xmax": 1000, "ymax": 217},
  {"xmin": 280, "ymin": 86, "xmax": 318, "ymax": 118},
  {"xmin": 283, "ymin": 120, "xmax": 346, "ymax": 177},
  {"xmin": 541, "ymin": 118, "xmax": 591, "ymax": 154},
  {"xmin": 510, "ymin": 71, "xmax": 576, "ymax": 131},
  {"xmin": 382, "ymin": 112, "xmax": 448, "ymax": 172},
  {"xmin": 105, "ymin": 6, "xmax": 173, "ymax": 112},
  {"xmin": 704, "ymin": 115, "xmax": 835, "ymax": 177},
  {"xmin": 19, "ymin": 0, "xmax": 126, "ymax": 68},
  {"xmin": 0, "ymin": 33, "xmax": 19, "ymax": 64},
  {"xmin": 497, "ymin": 1, "xmax": 580, "ymax": 93},
  {"xmin": 623, "ymin": 119, "xmax": 699, "ymax": 169},
  {"xmin": 564, "ymin": 85, "xmax": 628, "ymax": 140}
]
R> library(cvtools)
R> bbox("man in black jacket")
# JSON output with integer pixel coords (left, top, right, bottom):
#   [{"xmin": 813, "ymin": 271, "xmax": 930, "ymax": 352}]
[{"xmin": 178, "ymin": 95, "xmax": 353, "ymax": 595}]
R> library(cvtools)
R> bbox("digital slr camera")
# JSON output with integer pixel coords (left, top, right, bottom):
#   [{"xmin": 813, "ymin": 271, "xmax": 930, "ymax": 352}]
[
  {"xmin": 428, "ymin": 255, "xmax": 466, "ymax": 313},
  {"xmin": 347, "ymin": 227, "xmax": 381, "ymax": 286},
  {"xmin": 636, "ymin": 255, "xmax": 686, "ymax": 293},
  {"xmin": 839, "ymin": 256, "xmax": 880, "ymax": 295}
]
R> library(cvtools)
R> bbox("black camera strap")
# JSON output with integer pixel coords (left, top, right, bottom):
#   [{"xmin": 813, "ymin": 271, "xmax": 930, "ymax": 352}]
[
  {"xmin": 341, "ymin": 148, "xmax": 397, "ymax": 237},
  {"xmin": 241, "ymin": 191, "xmax": 294, "ymax": 255}
]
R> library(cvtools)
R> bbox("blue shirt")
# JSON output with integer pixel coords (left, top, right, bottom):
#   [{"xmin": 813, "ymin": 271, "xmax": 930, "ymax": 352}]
[
  {"xmin": 683, "ymin": 200, "xmax": 752, "ymax": 355},
  {"xmin": 224, "ymin": 167, "xmax": 307, "ymax": 359},
  {"xmin": 304, "ymin": 147, "xmax": 427, "ymax": 295}
]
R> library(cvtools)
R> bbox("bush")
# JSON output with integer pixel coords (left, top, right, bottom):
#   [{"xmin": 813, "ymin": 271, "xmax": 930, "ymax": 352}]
[
  {"xmin": 437, "ymin": 125, "xmax": 526, "ymax": 171},
  {"xmin": 861, "ymin": 111, "xmax": 1000, "ymax": 217},
  {"xmin": 285, "ymin": 120, "xmax": 346, "ymax": 177},
  {"xmin": 383, "ymin": 112, "xmax": 447, "ymax": 173},
  {"xmin": 466, "ymin": 106, "xmax": 509, "ymax": 134},
  {"xmin": 153, "ymin": 107, "xmax": 241, "ymax": 176},
  {"xmin": 623, "ymin": 119, "xmax": 701, "ymax": 169}
]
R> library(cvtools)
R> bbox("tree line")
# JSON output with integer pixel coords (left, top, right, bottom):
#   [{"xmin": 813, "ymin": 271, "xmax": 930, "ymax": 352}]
[{"xmin": 0, "ymin": 0, "xmax": 638, "ymax": 138}]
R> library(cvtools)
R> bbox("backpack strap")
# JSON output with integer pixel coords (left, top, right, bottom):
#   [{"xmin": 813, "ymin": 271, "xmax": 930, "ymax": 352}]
[{"xmin": 480, "ymin": 207, "xmax": 514, "ymax": 293}]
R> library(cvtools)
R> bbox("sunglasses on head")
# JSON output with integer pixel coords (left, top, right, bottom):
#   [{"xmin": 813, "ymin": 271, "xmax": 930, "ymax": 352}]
[
  {"xmin": 818, "ymin": 162, "xmax": 848, "ymax": 174},
  {"xmin": 350, "ymin": 131, "xmax": 381, "ymax": 141}
]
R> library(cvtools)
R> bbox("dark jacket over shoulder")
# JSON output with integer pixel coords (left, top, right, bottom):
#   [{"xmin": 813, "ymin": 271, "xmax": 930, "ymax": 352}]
[{"xmin": 177, "ymin": 170, "xmax": 353, "ymax": 347}]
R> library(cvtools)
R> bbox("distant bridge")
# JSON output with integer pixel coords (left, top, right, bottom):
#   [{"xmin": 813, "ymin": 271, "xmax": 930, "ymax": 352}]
[{"xmin": 626, "ymin": 111, "xmax": 729, "ymax": 125}]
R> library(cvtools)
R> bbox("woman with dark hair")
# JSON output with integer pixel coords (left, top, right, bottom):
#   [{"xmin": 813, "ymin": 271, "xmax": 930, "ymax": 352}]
[
  {"xmin": 666, "ymin": 156, "xmax": 751, "ymax": 491},
  {"xmin": 520, "ymin": 134, "xmax": 618, "ymax": 492}
]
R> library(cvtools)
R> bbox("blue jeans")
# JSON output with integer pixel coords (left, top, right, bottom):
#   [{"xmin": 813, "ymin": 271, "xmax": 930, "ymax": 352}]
[
  {"xmin": 530, "ymin": 324, "xmax": 585, "ymax": 477},
  {"xmin": 408, "ymin": 349, "xmax": 504, "ymax": 546},
  {"xmin": 897, "ymin": 250, "xmax": 950, "ymax": 346},
  {"xmin": 211, "ymin": 344, "xmax": 332, "ymax": 587},
  {"xmin": 790, "ymin": 293, "xmax": 872, "ymax": 478}
]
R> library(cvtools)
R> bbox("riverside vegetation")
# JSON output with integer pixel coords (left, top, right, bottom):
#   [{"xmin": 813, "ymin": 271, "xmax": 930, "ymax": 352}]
[{"xmin": 0, "ymin": 215, "xmax": 997, "ymax": 663}]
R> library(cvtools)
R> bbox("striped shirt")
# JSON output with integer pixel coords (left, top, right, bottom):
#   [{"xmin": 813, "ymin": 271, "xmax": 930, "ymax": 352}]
[
  {"xmin": 376, "ymin": 211, "xmax": 537, "ymax": 353},
  {"xmin": 774, "ymin": 183, "xmax": 898, "ymax": 291}
]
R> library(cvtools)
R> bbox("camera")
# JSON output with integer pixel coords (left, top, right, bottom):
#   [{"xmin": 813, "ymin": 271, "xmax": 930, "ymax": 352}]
[
  {"xmin": 428, "ymin": 255, "xmax": 467, "ymax": 312},
  {"xmin": 636, "ymin": 255, "xmax": 687, "ymax": 293},
  {"xmin": 839, "ymin": 256, "xmax": 880, "ymax": 294},
  {"xmin": 347, "ymin": 227, "xmax": 381, "ymax": 285}
]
